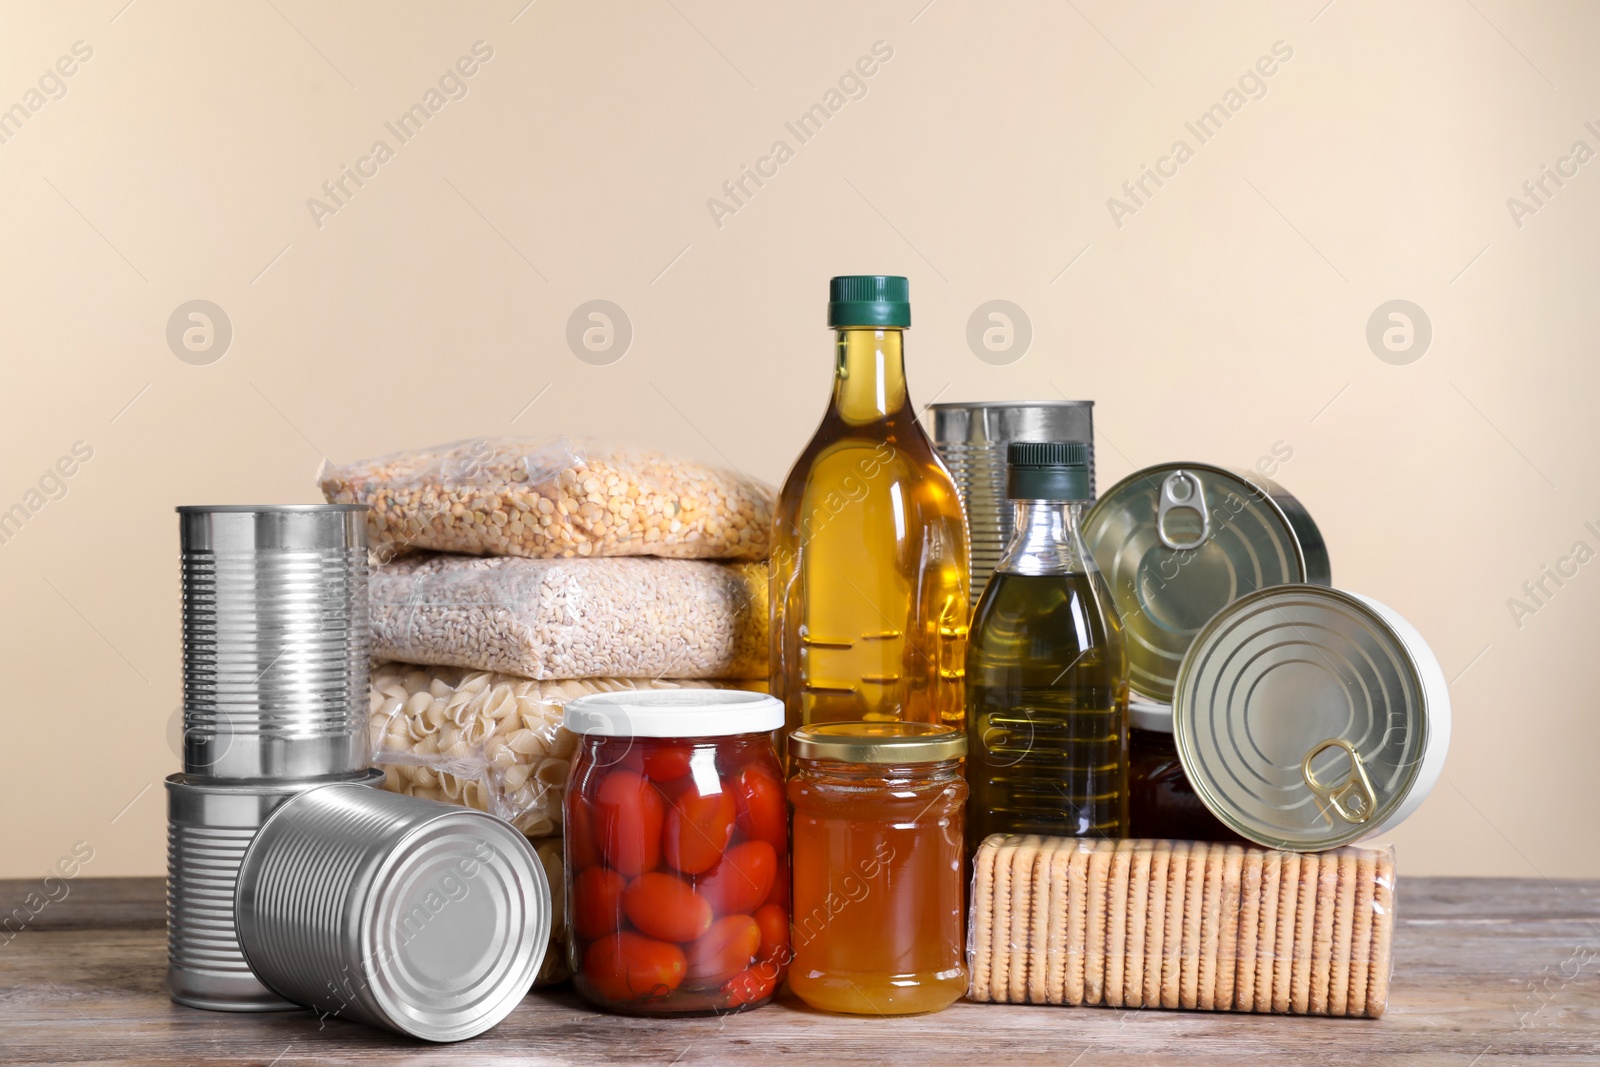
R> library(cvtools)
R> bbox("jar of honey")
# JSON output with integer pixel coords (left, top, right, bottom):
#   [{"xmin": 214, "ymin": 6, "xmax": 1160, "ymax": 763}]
[
  {"xmin": 1128, "ymin": 698, "xmax": 1243, "ymax": 842},
  {"xmin": 786, "ymin": 722, "xmax": 967, "ymax": 1015}
]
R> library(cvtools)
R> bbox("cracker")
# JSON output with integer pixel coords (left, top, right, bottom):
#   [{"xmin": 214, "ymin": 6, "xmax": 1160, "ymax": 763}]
[
  {"xmin": 1065, "ymin": 839, "xmax": 1092, "ymax": 1005},
  {"xmin": 1347, "ymin": 849, "xmax": 1377, "ymax": 1018},
  {"xmin": 1196, "ymin": 842, "xmax": 1225, "ymax": 1010},
  {"xmin": 1234, "ymin": 848, "xmax": 1264, "ymax": 1012},
  {"xmin": 1026, "ymin": 838, "xmax": 1066, "ymax": 1004},
  {"xmin": 1252, "ymin": 849, "xmax": 1281, "ymax": 1012},
  {"xmin": 1141, "ymin": 840, "xmax": 1172, "ymax": 1008},
  {"xmin": 1366, "ymin": 852, "xmax": 1395, "ymax": 1018},
  {"xmin": 1160, "ymin": 840, "xmax": 1191, "ymax": 1009},
  {"xmin": 1309, "ymin": 850, "xmax": 1340, "ymax": 1014},
  {"xmin": 1180, "ymin": 841, "xmax": 1211, "ymax": 1010},
  {"xmin": 968, "ymin": 834, "xmax": 1004, "ymax": 1001},
  {"xmin": 1290, "ymin": 852, "xmax": 1320, "ymax": 1014},
  {"xmin": 1084, "ymin": 839, "xmax": 1116, "ymax": 1005},
  {"xmin": 1104, "ymin": 839, "xmax": 1135, "ymax": 1007},
  {"xmin": 1044, "ymin": 842, "xmax": 1076, "ymax": 1005},
  {"xmin": 1271, "ymin": 852, "xmax": 1301, "ymax": 1013},
  {"xmin": 1008, "ymin": 837, "xmax": 1046, "ymax": 1003},
  {"xmin": 1125, "ymin": 841, "xmax": 1155, "ymax": 1008},
  {"xmin": 1329, "ymin": 849, "xmax": 1358, "ymax": 1017},
  {"xmin": 995, "ymin": 835, "xmax": 1039, "ymax": 1003},
  {"xmin": 1213, "ymin": 844, "xmax": 1245, "ymax": 1011}
]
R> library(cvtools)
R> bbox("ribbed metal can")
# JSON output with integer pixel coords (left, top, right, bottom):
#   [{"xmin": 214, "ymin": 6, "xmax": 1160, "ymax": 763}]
[
  {"xmin": 235, "ymin": 784, "xmax": 550, "ymax": 1042},
  {"xmin": 165, "ymin": 770, "xmax": 383, "ymax": 1011},
  {"xmin": 925, "ymin": 402, "xmax": 1095, "ymax": 603},
  {"xmin": 179, "ymin": 505, "xmax": 370, "ymax": 779}
]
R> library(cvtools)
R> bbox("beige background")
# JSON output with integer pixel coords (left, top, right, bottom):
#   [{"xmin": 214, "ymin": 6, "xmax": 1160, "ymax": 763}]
[{"xmin": 0, "ymin": 0, "xmax": 1594, "ymax": 879}]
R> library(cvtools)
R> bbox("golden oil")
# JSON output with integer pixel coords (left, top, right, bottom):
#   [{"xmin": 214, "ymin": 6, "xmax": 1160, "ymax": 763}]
[{"xmin": 770, "ymin": 277, "xmax": 969, "ymax": 737}]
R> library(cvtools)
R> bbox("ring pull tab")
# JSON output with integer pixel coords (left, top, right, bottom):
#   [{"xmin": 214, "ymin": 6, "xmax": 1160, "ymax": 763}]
[
  {"xmin": 1301, "ymin": 738, "xmax": 1377, "ymax": 825},
  {"xmin": 1156, "ymin": 470, "xmax": 1209, "ymax": 551}
]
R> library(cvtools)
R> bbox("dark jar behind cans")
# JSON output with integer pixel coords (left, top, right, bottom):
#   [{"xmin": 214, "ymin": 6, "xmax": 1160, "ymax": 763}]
[
  {"xmin": 787, "ymin": 722, "xmax": 967, "ymax": 1016},
  {"xmin": 562, "ymin": 690, "xmax": 789, "ymax": 1016},
  {"xmin": 1126, "ymin": 699, "xmax": 1243, "ymax": 843}
]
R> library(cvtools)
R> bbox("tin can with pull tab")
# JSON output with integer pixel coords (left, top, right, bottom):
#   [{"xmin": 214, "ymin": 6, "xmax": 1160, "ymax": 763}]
[
  {"xmin": 1171, "ymin": 586, "xmax": 1451, "ymax": 850},
  {"xmin": 1082, "ymin": 463, "xmax": 1331, "ymax": 703}
]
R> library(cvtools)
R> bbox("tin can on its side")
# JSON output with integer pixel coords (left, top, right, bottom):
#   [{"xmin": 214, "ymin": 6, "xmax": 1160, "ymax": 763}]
[
  {"xmin": 179, "ymin": 504, "xmax": 370, "ymax": 780},
  {"xmin": 235, "ymin": 784, "xmax": 550, "ymax": 1043},
  {"xmin": 165, "ymin": 770, "xmax": 383, "ymax": 1011},
  {"xmin": 1172, "ymin": 586, "xmax": 1451, "ymax": 851},
  {"xmin": 926, "ymin": 401, "xmax": 1095, "ymax": 603},
  {"xmin": 1082, "ymin": 463, "xmax": 1329, "ymax": 703}
]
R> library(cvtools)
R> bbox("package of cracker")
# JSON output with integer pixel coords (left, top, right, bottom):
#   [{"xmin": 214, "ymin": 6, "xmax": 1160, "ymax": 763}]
[{"xmin": 966, "ymin": 836, "xmax": 1397, "ymax": 1018}]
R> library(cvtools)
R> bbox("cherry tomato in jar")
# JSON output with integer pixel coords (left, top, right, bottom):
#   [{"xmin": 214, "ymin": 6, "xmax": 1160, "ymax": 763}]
[
  {"xmin": 753, "ymin": 902, "xmax": 790, "ymax": 966},
  {"xmin": 583, "ymin": 932, "xmax": 686, "ymax": 1003},
  {"xmin": 566, "ymin": 797, "xmax": 602, "ymax": 872},
  {"xmin": 572, "ymin": 867, "xmax": 627, "ymax": 940},
  {"xmin": 684, "ymin": 914, "xmax": 761, "ymax": 985},
  {"xmin": 594, "ymin": 771, "xmax": 664, "ymax": 877},
  {"xmin": 621, "ymin": 872, "xmax": 714, "ymax": 943},
  {"xmin": 721, "ymin": 963, "xmax": 780, "ymax": 1008},
  {"xmin": 764, "ymin": 851, "xmax": 790, "ymax": 909},
  {"xmin": 732, "ymin": 766, "xmax": 786, "ymax": 850},
  {"xmin": 693, "ymin": 840, "xmax": 776, "ymax": 917},
  {"xmin": 663, "ymin": 787, "xmax": 736, "ymax": 875},
  {"xmin": 641, "ymin": 742, "xmax": 694, "ymax": 783}
]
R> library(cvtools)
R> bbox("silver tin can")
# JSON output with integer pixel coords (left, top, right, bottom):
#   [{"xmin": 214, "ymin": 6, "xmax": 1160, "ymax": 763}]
[
  {"xmin": 1082, "ymin": 463, "xmax": 1330, "ymax": 703},
  {"xmin": 926, "ymin": 401, "xmax": 1095, "ymax": 603},
  {"xmin": 179, "ymin": 505, "xmax": 370, "ymax": 779},
  {"xmin": 166, "ymin": 769, "xmax": 383, "ymax": 1011},
  {"xmin": 235, "ymin": 784, "xmax": 550, "ymax": 1042},
  {"xmin": 1172, "ymin": 586, "xmax": 1451, "ymax": 851}
]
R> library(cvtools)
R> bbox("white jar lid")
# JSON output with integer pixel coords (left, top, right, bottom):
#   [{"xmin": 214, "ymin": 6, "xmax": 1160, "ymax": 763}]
[
  {"xmin": 1128, "ymin": 697, "xmax": 1174, "ymax": 734},
  {"xmin": 563, "ymin": 689, "xmax": 785, "ymax": 739}
]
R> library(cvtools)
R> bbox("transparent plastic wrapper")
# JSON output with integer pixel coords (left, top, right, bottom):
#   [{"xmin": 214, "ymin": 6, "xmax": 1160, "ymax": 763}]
[
  {"xmin": 320, "ymin": 436, "xmax": 774, "ymax": 562},
  {"xmin": 532, "ymin": 838, "xmax": 569, "ymax": 987},
  {"xmin": 370, "ymin": 553, "xmax": 768, "ymax": 681},
  {"xmin": 369, "ymin": 663, "xmax": 766, "ymax": 837},
  {"xmin": 967, "ymin": 835, "xmax": 1396, "ymax": 1018}
]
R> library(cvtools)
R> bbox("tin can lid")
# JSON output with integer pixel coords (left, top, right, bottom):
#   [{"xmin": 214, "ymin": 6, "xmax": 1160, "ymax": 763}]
[
  {"xmin": 564, "ymin": 688, "xmax": 783, "ymax": 738},
  {"xmin": 362, "ymin": 808, "xmax": 551, "ymax": 1041},
  {"xmin": 788, "ymin": 721, "xmax": 966, "ymax": 764},
  {"xmin": 1082, "ymin": 463, "xmax": 1330, "ymax": 703},
  {"xmin": 1172, "ymin": 586, "xmax": 1451, "ymax": 851}
]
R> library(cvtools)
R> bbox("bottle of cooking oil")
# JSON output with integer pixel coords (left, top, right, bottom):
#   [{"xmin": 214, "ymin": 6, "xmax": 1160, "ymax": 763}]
[
  {"xmin": 771, "ymin": 276, "xmax": 970, "ymax": 737},
  {"xmin": 965, "ymin": 441, "xmax": 1128, "ymax": 844}
]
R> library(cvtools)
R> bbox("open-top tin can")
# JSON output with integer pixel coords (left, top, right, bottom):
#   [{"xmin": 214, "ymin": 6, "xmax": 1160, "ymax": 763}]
[
  {"xmin": 1082, "ymin": 463, "xmax": 1329, "ymax": 703},
  {"xmin": 235, "ymin": 783, "xmax": 550, "ymax": 1042},
  {"xmin": 1171, "ymin": 586, "xmax": 1451, "ymax": 850}
]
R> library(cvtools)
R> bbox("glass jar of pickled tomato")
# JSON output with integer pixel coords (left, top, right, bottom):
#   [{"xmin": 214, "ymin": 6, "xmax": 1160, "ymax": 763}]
[
  {"xmin": 562, "ymin": 690, "xmax": 789, "ymax": 1016},
  {"xmin": 787, "ymin": 722, "xmax": 967, "ymax": 1015},
  {"xmin": 1128, "ymin": 698, "xmax": 1244, "ymax": 843}
]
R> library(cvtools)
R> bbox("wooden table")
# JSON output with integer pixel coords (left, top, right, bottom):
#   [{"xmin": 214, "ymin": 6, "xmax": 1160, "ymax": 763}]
[{"xmin": 2, "ymin": 877, "xmax": 1596, "ymax": 1065}]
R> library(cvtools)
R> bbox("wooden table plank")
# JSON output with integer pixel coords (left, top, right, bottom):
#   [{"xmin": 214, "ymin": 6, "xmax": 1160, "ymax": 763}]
[{"xmin": 1, "ymin": 877, "xmax": 1597, "ymax": 1066}]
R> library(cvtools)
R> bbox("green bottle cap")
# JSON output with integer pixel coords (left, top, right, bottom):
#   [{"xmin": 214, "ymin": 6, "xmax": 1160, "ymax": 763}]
[
  {"xmin": 1007, "ymin": 440, "xmax": 1091, "ymax": 501},
  {"xmin": 828, "ymin": 275, "xmax": 911, "ymax": 328}
]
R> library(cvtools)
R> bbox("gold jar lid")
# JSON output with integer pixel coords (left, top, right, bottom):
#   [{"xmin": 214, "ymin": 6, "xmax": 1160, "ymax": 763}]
[{"xmin": 788, "ymin": 722, "xmax": 966, "ymax": 764}]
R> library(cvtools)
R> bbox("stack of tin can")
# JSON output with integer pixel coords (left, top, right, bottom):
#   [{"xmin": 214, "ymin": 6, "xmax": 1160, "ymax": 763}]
[
  {"xmin": 167, "ymin": 504, "xmax": 552, "ymax": 1041},
  {"xmin": 167, "ymin": 504, "xmax": 381, "ymax": 1012}
]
